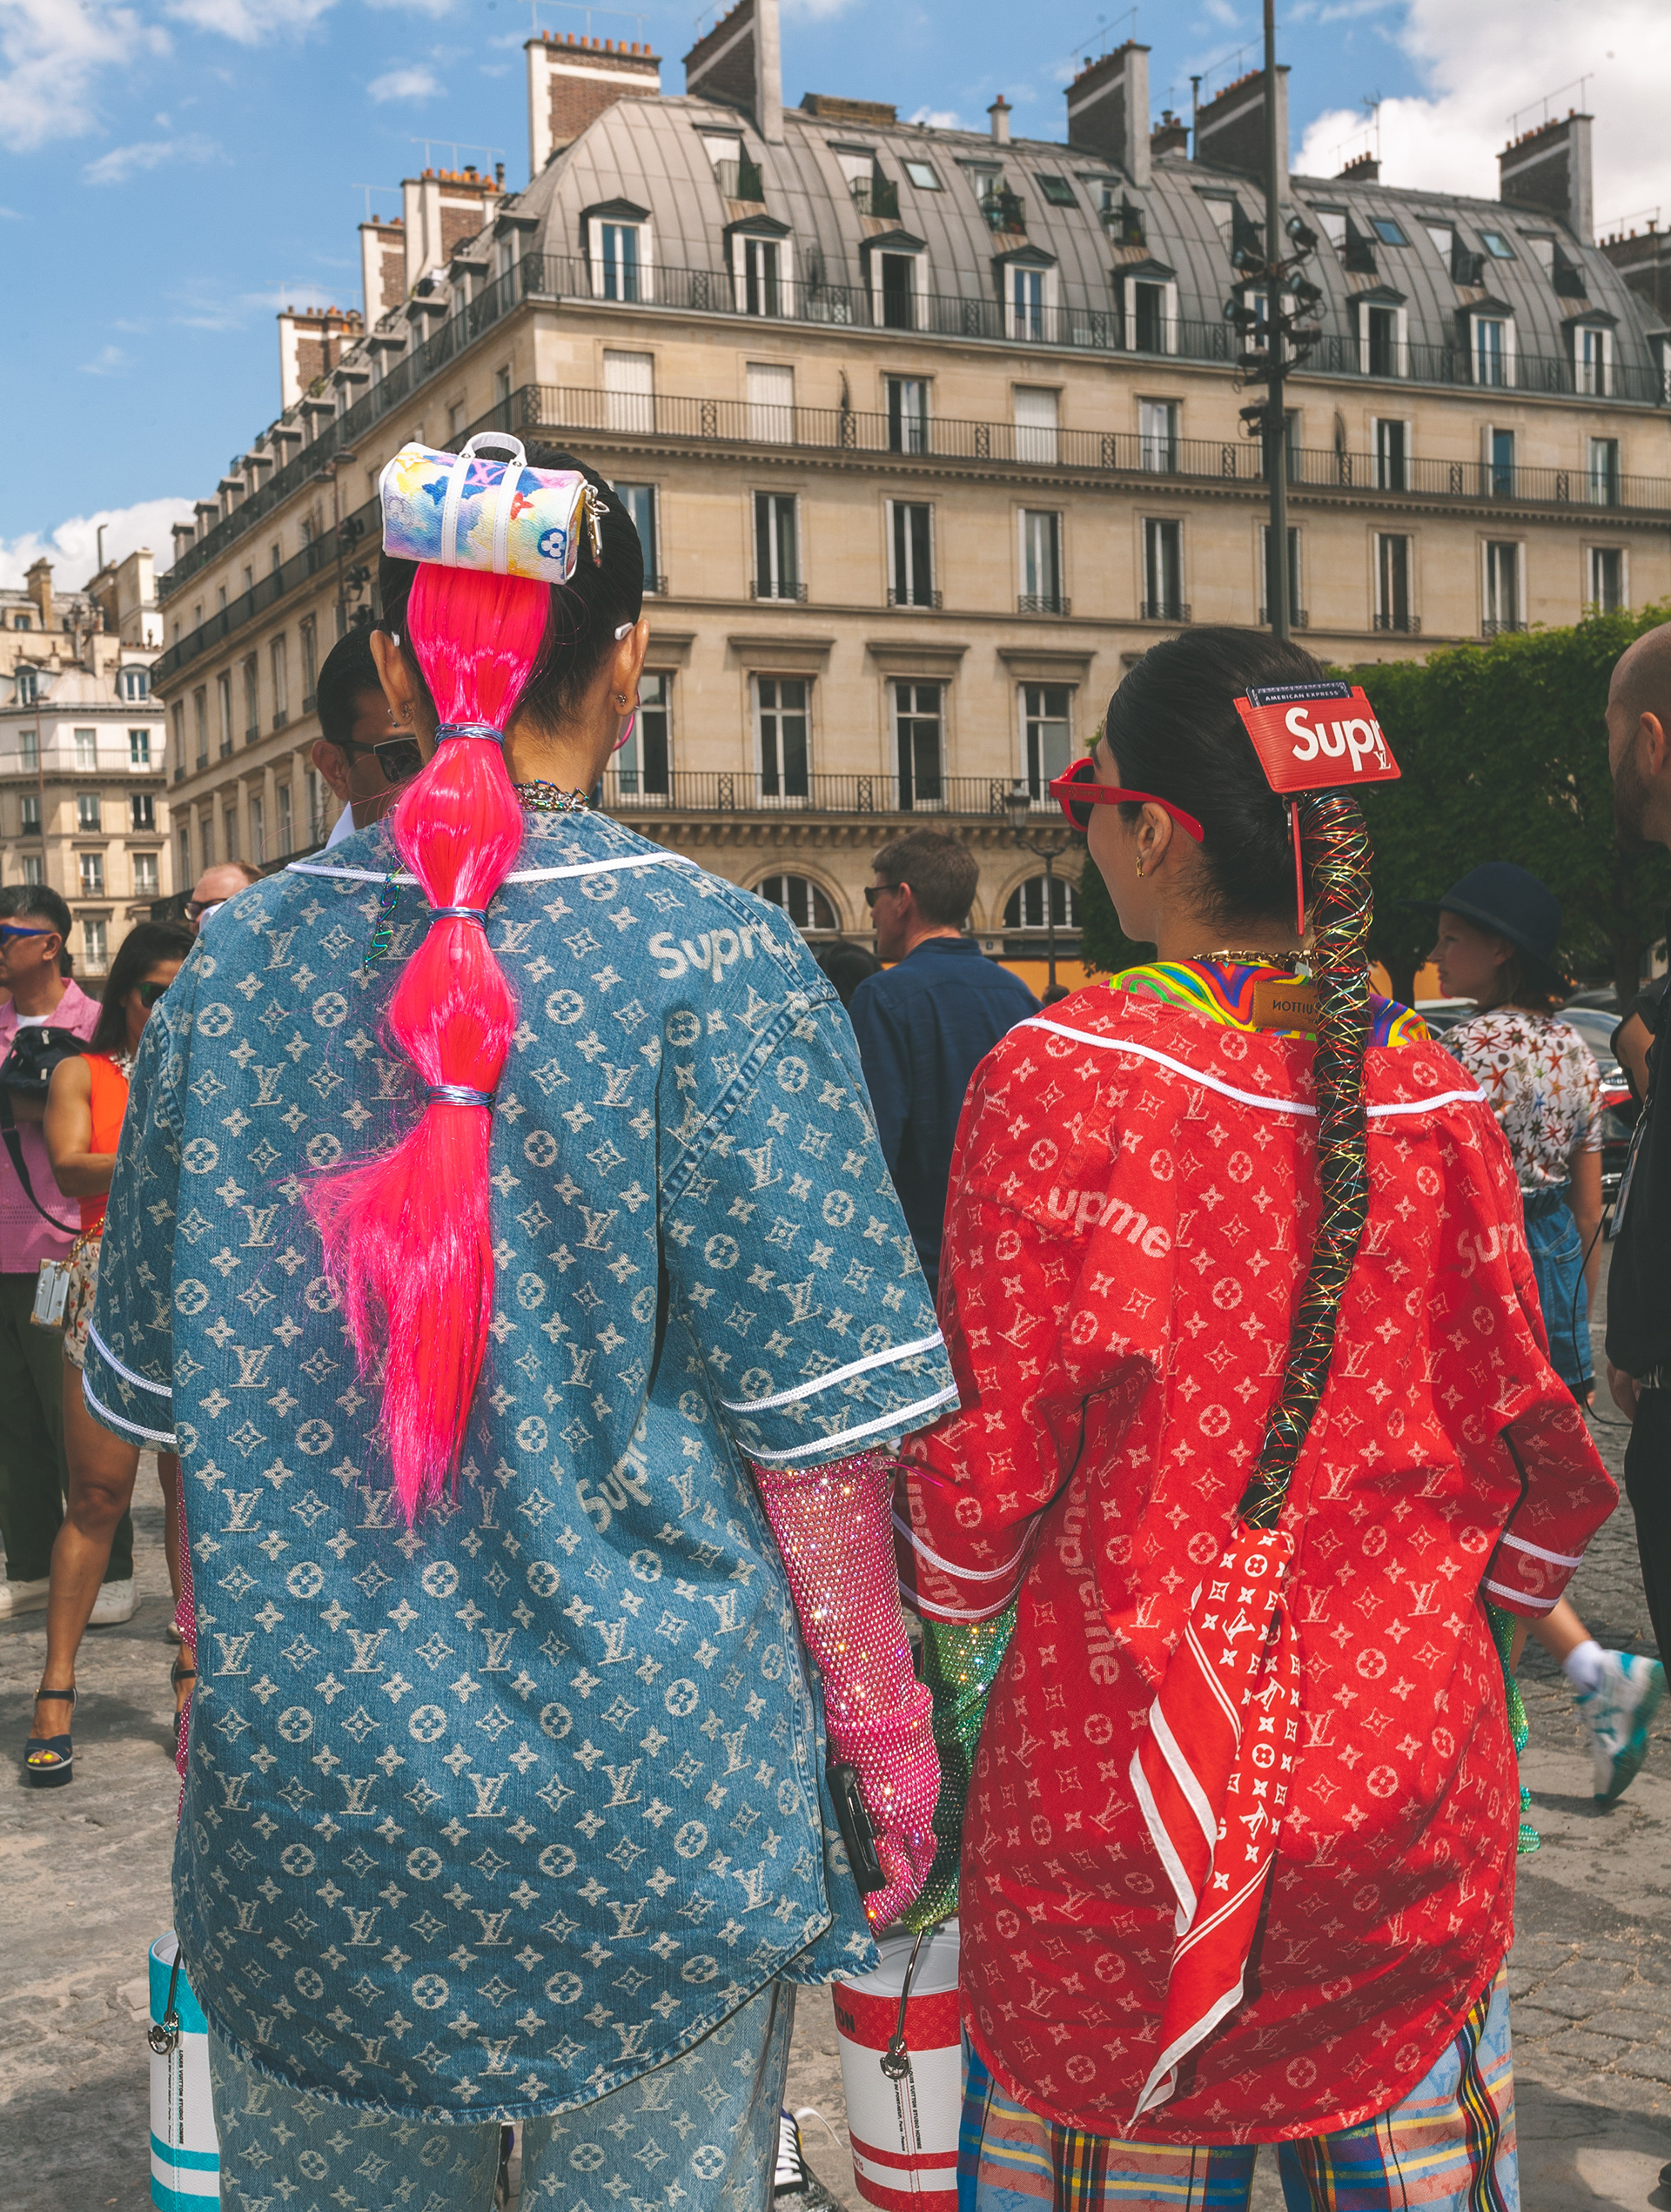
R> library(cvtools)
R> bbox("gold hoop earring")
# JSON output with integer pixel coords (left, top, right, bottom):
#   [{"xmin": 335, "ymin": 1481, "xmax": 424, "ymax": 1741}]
[{"xmin": 1135, "ymin": 855, "xmax": 1144, "ymax": 878}]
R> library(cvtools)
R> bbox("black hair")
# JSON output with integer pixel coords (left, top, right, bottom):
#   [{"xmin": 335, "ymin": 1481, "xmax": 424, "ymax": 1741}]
[
  {"xmin": 815, "ymin": 941, "xmax": 882, "ymax": 1008},
  {"xmin": 1104, "ymin": 627, "xmax": 1330, "ymax": 933},
  {"xmin": 316, "ymin": 626, "xmax": 385, "ymax": 748},
  {"xmin": 90, "ymin": 922, "xmax": 195, "ymax": 1055},
  {"xmin": 0, "ymin": 881, "xmax": 72, "ymax": 942},
  {"xmin": 377, "ymin": 446, "xmax": 643, "ymax": 737}
]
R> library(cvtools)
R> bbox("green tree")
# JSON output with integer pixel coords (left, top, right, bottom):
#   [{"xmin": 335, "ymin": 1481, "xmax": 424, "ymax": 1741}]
[{"xmin": 1348, "ymin": 607, "xmax": 1671, "ymax": 1007}]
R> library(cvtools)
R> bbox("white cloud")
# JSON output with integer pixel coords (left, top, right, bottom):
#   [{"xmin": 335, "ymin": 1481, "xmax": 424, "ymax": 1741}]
[
  {"xmin": 909, "ymin": 104, "xmax": 963, "ymax": 130},
  {"xmin": 0, "ymin": 0, "xmax": 167, "ymax": 154},
  {"xmin": 1292, "ymin": 0, "xmax": 1671, "ymax": 227},
  {"xmin": 0, "ymin": 497, "xmax": 198, "ymax": 592},
  {"xmin": 368, "ymin": 61, "xmax": 441, "ymax": 101},
  {"xmin": 79, "ymin": 343, "xmax": 131, "ymax": 375},
  {"xmin": 162, "ymin": 0, "xmax": 337, "ymax": 39},
  {"xmin": 84, "ymin": 131, "xmax": 220, "ymax": 184},
  {"xmin": 0, "ymin": 204, "xmax": 23, "ymax": 218},
  {"xmin": 365, "ymin": 0, "xmax": 458, "ymax": 14}
]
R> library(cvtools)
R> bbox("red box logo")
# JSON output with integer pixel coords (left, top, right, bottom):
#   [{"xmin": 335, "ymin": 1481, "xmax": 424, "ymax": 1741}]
[{"xmin": 1233, "ymin": 686, "xmax": 1400, "ymax": 794}]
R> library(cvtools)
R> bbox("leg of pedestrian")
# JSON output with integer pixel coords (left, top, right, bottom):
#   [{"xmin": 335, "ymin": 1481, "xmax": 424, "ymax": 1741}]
[
  {"xmin": 1624, "ymin": 1389, "xmax": 1671, "ymax": 1661},
  {"xmin": 0, "ymin": 1268, "xmax": 70, "ymax": 1614}
]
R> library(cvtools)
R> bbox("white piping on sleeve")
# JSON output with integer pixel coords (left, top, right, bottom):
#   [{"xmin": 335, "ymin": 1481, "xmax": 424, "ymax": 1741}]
[
  {"xmin": 743, "ymin": 1383, "xmax": 959, "ymax": 1464},
  {"xmin": 86, "ymin": 1318, "xmax": 172, "ymax": 1397},
  {"xmin": 721, "ymin": 1331, "xmax": 945, "ymax": 1414}
]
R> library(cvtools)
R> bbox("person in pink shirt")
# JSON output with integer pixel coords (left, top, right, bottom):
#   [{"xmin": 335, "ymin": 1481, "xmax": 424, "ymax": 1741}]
[{"xmin": 0, "ymin": 886, "xmax": 125, "ymax": 1620}]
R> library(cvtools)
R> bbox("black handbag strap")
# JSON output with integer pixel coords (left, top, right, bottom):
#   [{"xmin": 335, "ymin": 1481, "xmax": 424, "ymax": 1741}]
[{"xmin": 0, "ymin": 1088, "xmax": 80, "ymax": 1233}]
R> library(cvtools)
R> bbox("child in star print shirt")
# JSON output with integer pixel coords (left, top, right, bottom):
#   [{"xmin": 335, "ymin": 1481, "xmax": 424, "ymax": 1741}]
[{"xmin": 896, "ymin": 631, "xmax": 1614, "ymax": 2208}]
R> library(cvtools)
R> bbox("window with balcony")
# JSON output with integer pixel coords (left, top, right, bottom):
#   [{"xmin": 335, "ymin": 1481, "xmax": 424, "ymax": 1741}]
[
  {"xmin": 131, "ymin": 793, "xmax": 155, "ymax": 830},
  {"xmin": 193, "ymin": 688, "xmax": 208, "ymax": 768},
  {"xmin": 1259, "ymin": 525, "xmax": 1304, "ymax": 628},
  {"xmin": 888, "ymin": 501, "xmax": 936, "ymax": 607},
  {"xmin": 14, "ymin": 668, "xmax": 37, "ymax": 706},
  {"xmin": 755, "ymin": 677, "xmax": 809, "ymax": 799},
  {"xmin": 79, "ymin": 852, "xmax": 104, "ymax": 895},
  {"xmin": 759, "ymin": 875, "xmax": 836, "ymax": 933},
  {"xmin": 20, "ymin": 794, "xmax": 40, "ymax": 832},
  {"xmin": 599, "ymin": 221, "xmax": 644, "ymax": 302},
  {"xmin": 117, "ymin": 667, "xmax": 149, "ymax": 701},
  {"xmin": 1139, "ymin": 398, "xmax": 1179, "ymax": 473},
  {"xmin": 1143, "ymin": 518, "xmax": 1185, "ymax": 620},
  {"xmin": 300, "ymin": 614, "xmax": 318, "ymax": 710},
  {"xmin": 1589, "ymin": 436, "xmax": 1621, "ymax": 506},
  {"xmin": 129, "ymin": 727, "xmax": 151, "ymax": 767},
  {"xmin": 738, "ymin": 235, "xmax": 784, "ymax": 317},
  {"xmin": 886, "ymin": 377, "xmax": 929, "ymax": 455},
  {"xmin": 82, "ymin": 916, "xmax": 107, "ymax": 970},
  {"xmin": 1483, "ymin": 540, "xmax": 1522, "ymax": 633},
  {"xmin": 1014, "ymin": 385, "xmax": 1059, "ymax": 465},
  {"xmin": 1363, "ymin": 305, "xmax": 1401, "ymax": 378},
  {"xmin": 613, "ymin": 482, "xmax": 661, "ymax": 591},
  {"xmin": 12, "ymin": 612, "xmax": 30, "ymax": 631},
  {"xmin": 753, "ymin": 493, "xmax": 803, "ymax": 600},
  {"xmin": 605, "ymin": 349, "xmax": 655, "ymax": 434},
  {"xmin": 1373, "ymin": 417, "xmax": 1409, "ymax": 491},
  {"xmin": 615, "ymin": 671, "xmax": 671, "ymax": 798},
  {"xmin": 133, "ymin": 852, "xmax": 159, "ymax": 896},
  {"xmin": 170, "ymin": 700, "xmax": 184, "ymax": 774},
  {"xmin": 746, "ymin": 361, "xmax": 795, "ymax": 444},
  {"xmin": 1009, "ymin": 265, "xmax": 1045, "ymax": 342},
  {"xmin": 242, "ymin": 655, "xmax": 259, "ymax": 741},
  {"xmin": 1019, "ymin": 509, "xmax": 1064, "ymax": 614},
  {"xmin": 250, "ymin": 791, "xmax": 265, "ymax": 861},
  {"xmin": 878, "ymin": 251, "xmax": 917, "ymax": 331},
  {"xmin": 1589, "ymin": 546, "xmax": 1625, "ymax": 613},
  {"xmin": 1572, "ymin": 324, "xmax": 1612, "ymax": 397},
  {"xmin": 212, "ymin": 670, "xmax": 232, "ymax": 756},
  {"xmin": 75, "ymin": 727, "xmax": 97, "ymax": 769},
  {"xmin": 1488, "ymin": 427, "xmax": 1515, "ymax": 498},
  {"xmin": 277, "ymin": 782, "xmax": 293, "ymax": 857},
  {"xmin": 893, "ymin": 681, "xmax": 943, "ymax": 808},
  {"xmin": 1023, "ymin": 683, "xmax": 1073, "ymax": 797},
  {"xmin": 1129, "ymin": 279, "xmax": 1171, "ymax": 355},
  {"xmin": 1473, "ymin": 315, "xmax": 1511, "ymax": 387}
]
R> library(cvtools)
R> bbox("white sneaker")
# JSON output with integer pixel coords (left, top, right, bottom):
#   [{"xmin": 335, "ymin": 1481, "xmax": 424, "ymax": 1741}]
[
  {"xmin": 0, "ymin": 1577, "xmax": 50, "ymax": 1619},
  {"xmin": 775, "ymin": 2111, "xmax": 809, "ymax": 2197},
  {"xmin": 87, "ymin": 1579, "xmax": 137, "ymax": 1626},
  {"xmin": 1575, "ymin": 1650, "xmax": 1666, "ymax": 1803}
]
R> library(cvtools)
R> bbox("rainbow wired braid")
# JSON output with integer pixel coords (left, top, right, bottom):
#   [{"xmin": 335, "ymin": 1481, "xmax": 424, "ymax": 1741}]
[{"xmin": 1238, "ymin": 791, "xmax": 1374, "ymax": 1530}]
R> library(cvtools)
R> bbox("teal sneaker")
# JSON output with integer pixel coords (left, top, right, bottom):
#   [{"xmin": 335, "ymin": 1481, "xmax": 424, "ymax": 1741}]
[{"xmin": 1575, "ymin": 1652, "xmax": 1666, "ymax": 1804}]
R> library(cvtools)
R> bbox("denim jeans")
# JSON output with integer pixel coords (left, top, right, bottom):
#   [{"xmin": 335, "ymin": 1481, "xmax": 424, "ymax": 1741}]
[{"xmin": 1522, "ymin": 1185, "xmax": 1591, "ymax": 1395}]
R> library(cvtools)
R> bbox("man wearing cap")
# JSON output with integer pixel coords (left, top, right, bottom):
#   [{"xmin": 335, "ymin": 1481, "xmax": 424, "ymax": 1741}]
[
  {"xmin": 1607, "ymin": 621, "xmax": 1671, "ymax": 1663},
  {"xmin": 1416, "ymin": 862, "xmax": 1663, "ymax": 1806}
]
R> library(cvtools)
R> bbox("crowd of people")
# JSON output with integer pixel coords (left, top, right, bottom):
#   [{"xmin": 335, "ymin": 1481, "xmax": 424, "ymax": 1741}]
[{"xmin": 3, "ymin": 429, "xmax": 1671, "ymax": 2212}]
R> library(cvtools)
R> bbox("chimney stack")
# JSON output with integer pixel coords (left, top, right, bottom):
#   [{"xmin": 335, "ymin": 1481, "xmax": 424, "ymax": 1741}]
[
  {"xmin": 1150, "ymin": 108, "xmax": 1188, "ymax": 158},
  {"xmin": 1337, "ymin": 150, "xmax": 1379, "ymax": 181},
  {"xmin": 25, "ymin": 558, "xmax": 54, "ymax": 635},
  {"xmin": 1194, "ymin": 64, "xmax": 1288, "ymax": 183},
  {"xmin": 525, "ymin": 33, "xmax": 662, "ymax": 174},
  {"xmin": 1499, "ymin": 111, "xmax": 1594, "ymax": 245},
  {"xmin": 988, "ymin": 93, "xmax": 1011, "ymax": 144},
  {"xmin": 1601, "ymin": 221, "xmax": 1671, "ymax": 317},
  {"xmin": 1065, "ymin": 40, "xmax": 1151, "ymax": 187},
  {"xmin": 682, "ymin": 0, "xmax": 782, "ymax": 144}
]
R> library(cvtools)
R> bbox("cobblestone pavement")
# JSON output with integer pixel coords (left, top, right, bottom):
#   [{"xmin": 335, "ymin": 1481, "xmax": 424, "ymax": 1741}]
[{"xmin": 5, "ymin": 1277, "xmax": 1671, "ymax": 2212}]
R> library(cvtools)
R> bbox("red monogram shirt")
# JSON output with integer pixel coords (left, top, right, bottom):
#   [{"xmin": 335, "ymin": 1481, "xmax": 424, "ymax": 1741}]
[{"xmin": 897, "ymin": 983, "xmax": 1615, "ymax": 2143}]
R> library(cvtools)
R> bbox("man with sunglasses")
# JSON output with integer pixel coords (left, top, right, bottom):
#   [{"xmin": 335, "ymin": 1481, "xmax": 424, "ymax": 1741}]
[
  {"xmin": 0, "ymin": 886, "xmax": 114, "ymax": 1620},
  {"xmin": 185, "ymin": 861, "xmax": 262, "ymax": 936},
  {"xmin": 314, "ymin": 627, "xmax": 423, "ymax": 849}
]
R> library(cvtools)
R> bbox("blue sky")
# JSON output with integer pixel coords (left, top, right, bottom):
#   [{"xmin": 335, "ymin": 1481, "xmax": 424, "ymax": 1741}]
[{"xmin": 1, "ymin": 0, "xmax": 1661, "ymax": 587}]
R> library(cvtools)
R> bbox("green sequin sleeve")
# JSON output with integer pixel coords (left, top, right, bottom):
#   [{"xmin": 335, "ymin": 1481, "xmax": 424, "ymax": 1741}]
[{"xmin": 901, "ymin": 1604, "xmax": 1017, "ymax": 1931}]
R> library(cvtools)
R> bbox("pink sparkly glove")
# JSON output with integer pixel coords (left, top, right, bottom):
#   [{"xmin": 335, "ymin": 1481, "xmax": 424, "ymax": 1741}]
[{"xmin": 751, "ymin": 1451, "xmax": 940, "ymax": 1927}]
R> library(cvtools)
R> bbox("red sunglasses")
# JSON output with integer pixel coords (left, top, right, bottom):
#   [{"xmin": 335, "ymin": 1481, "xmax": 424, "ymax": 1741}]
[{"xmin": 1046, "ymin": 759, "xmax": 1205, "ymax": 841}]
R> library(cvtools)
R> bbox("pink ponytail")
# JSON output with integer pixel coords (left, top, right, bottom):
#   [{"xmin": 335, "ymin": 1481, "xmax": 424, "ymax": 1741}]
[{"xmin": 307, "ymin": 566, "xmax": 547, "ymax": 1521}]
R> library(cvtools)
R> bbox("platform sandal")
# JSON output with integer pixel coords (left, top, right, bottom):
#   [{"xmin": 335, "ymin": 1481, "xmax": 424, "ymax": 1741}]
[{"xmin": 23, "ymin": 1686, "xmax": 76, "ymax": 1789}]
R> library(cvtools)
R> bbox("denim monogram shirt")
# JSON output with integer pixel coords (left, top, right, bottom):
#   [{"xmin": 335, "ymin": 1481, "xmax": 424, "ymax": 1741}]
[{"xmin": 86, "ymin": 808, "xmax": 957, "ymax": 2120}]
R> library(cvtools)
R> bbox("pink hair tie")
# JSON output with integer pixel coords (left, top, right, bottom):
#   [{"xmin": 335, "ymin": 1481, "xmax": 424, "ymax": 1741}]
[
  {"xmin": 426, "ymin": 1084, "xmax": 495, "ymax": 1108},
  {"xmin": 434, "ymin": 721, "xmax": 505, "ymax": 745}
]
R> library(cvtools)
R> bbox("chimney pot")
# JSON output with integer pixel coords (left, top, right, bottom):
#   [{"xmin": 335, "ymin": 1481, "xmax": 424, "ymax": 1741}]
[{"xmin": 988, "ymin": 93, "xmax": 1012, "ymax": 144}]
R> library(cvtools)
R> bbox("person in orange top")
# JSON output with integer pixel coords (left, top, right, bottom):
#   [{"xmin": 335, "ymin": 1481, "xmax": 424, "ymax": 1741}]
[{"xmin": 23, "ymin": 921, "xmax": 193, "ymax": 1787}]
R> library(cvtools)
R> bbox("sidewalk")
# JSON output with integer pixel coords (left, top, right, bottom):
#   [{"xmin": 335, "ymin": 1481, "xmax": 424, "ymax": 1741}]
[{"xmin": 4, "ymin": 1387, "xmax": 1671, "ymax": 2210}]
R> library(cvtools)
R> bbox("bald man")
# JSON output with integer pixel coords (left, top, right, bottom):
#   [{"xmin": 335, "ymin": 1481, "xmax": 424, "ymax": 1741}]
[
  {"xmin": 1606, "ymin": 619, "xmax": 1671, "ymax": 1658},
  {"xmin": 188, "ymin": 861, "xmax": 261, "ymax": 937}
]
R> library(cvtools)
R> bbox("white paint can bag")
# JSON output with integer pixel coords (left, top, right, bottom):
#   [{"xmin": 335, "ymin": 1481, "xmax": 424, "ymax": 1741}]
[
  {"xmin": 831, "ymin": 1921, "xmax": 962, "ymax": 2212},
  {"xmin": 148, "ymin": 1932, "xmax": 219, "ymax": 2210}
]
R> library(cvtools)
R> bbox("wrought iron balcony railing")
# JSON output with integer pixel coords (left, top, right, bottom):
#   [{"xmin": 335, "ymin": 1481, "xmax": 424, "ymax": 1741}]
[{"xmin": 597, "ymin": 769, "xmax": 1063, "ymax": 816}]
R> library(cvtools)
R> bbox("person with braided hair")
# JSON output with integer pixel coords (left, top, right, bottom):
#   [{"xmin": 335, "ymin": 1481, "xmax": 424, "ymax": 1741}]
[
  {"xmin": 895, "ymin": 629, "xmax": 1614, "ymax": 2210},
  {"xmin": 82, "ymin": 437, "xmax": 953, "ymax": 2205}
]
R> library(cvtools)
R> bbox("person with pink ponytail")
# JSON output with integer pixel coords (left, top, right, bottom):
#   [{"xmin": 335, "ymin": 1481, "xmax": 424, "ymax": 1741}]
[{"xmin": 82, "ymin": 433, "xmax": 956, "ymax": 2206}]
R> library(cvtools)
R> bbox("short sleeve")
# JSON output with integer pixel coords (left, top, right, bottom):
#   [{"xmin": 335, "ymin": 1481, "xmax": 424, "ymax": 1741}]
[
  {"xmin": 81, "ymin": 982, "xmax": 190, "ymax": 1451},
  {"xmin": 660, "ymin": 969, "xmax": 957, "ymax": 1471},
  {"xmin": 1570, "ymin": 1037, "xmax": 1604, "ymax": 1152}
]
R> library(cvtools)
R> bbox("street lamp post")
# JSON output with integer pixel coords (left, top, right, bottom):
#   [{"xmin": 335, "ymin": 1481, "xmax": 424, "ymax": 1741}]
[{"xmin": 1004, "ymin": 780, "xmax": 1076, "ymax": 995}]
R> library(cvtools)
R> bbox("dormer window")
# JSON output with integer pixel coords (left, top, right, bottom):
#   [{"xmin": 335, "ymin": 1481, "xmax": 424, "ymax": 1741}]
[
  {"xmin": 1480, "ymin": 230, "xmax": 1515, "ymax": 259},
  {"xmin": 1037, "ymin": 175, "xmax": 1077, "ymax": 207},
  {"xmin": 117, "ymin": 667, "xmax": 150, "ymax": 701},
  {"xmin": 15, "ymin": 668, "xmax": 38, "ymax": 706},
  {"xmin": 1469, "ymin": 310, "xmax": 1514, "ymax": 387},
  {"xmin": 600, "ymin": 222, "xmax": 641, "ymax": 300},
  {"xmin": 728, "ymin": 218, "xmax": 793, "ymax": 318},
  {"xmin": 903, "ymin": 159, "xmax": 940, "ymax": 191},
  {"xmin": 585, "ymin": 199, "xmax": 653, "ymax": 304},
  {"xmin": 702, "ymin": 131, "xmax": 761, "ymax": 203},
  {"xmin": 1574, "ymin": 322, "xmax": 1614, "ymax": 398}
]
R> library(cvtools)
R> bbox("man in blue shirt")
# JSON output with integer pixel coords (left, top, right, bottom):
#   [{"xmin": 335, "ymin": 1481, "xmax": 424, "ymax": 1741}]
[{"xmin": 849, "ymin": 830, "xmax": 1039, "ymax": 1298}]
